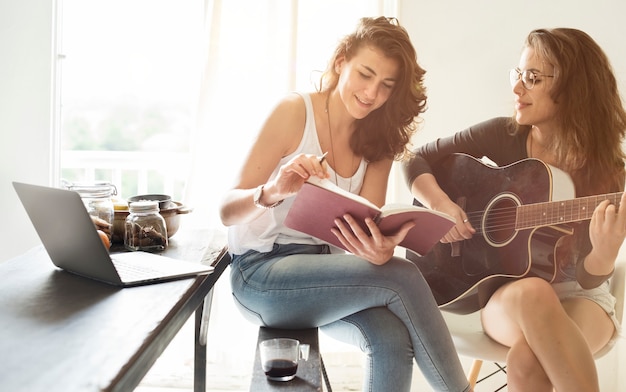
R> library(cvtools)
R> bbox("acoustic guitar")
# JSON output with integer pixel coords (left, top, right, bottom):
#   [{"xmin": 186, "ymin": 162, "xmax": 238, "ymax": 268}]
[{"xmin": 405, "ymin": 153, "xmax": 622, "ymax": 314}]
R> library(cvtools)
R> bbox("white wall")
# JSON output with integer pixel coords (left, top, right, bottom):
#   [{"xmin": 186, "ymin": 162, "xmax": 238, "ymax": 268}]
[
  {"xmin": 398, "ymin": 1, "xmax": 626, "ymax": 390},
  {"xmin": 0, "ymin": 0, "xmax": 56, "ymax": 261}
]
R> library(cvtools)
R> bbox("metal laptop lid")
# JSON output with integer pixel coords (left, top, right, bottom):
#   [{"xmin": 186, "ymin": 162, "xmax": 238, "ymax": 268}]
[{"xmin": 13, "ymin": 181, "xmax": 123, "ymax": 284}]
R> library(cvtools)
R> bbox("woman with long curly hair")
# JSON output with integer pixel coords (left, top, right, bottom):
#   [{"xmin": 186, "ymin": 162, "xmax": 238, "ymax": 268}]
[{"xmin": 220, "ymin": 16, "xmax": 472, "ymax": 392}]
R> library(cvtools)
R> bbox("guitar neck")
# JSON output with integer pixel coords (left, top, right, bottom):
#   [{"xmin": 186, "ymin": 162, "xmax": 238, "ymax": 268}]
[{"xmin": 517, "ymin": 192, "xmax": 623, "ymax": 229}]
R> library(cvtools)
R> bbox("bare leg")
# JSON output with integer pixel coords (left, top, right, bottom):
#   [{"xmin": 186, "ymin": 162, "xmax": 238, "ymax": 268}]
[
  {"xmin": 481, "ymin": 277, "xmax": 614, "ymax": 392},
  {"xmin": 506, "ymin": 338, "xmax": 551, "ymax": 392}
]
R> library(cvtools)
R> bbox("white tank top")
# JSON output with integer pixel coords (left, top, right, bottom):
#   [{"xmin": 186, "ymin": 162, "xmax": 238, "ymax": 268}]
[{"xmin": 228, "ymin": 92, "xmax": 368, "ymax": 255}]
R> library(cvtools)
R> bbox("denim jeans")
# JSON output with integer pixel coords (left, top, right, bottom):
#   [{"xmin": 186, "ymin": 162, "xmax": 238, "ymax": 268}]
[{"xmin": 230, "ymin": 243, "xmax": 470, "ymax": 392}]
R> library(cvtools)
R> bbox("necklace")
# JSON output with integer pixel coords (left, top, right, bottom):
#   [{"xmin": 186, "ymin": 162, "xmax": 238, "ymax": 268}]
[{"xmin": 325, "ymin": 93, "xmax": 354, "ymax": 192}]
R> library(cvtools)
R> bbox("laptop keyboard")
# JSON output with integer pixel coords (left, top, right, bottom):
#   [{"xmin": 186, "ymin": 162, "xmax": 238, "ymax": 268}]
[
  {"xmin": 113, "ymin": 259, "xmax": 163, "ymax": 281},
  {"xmin": 109, "ymin": 251, "xmax": 212, "ymax": 283},
  {"xmin": 112, "ymin": 259, "xmax": 164, "ymax": 280}
]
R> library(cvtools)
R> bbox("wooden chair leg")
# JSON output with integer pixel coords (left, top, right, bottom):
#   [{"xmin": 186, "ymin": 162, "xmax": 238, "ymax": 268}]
[{"xmin": 468, "ymin": 359, "xmax": 483, "ymax": 387}]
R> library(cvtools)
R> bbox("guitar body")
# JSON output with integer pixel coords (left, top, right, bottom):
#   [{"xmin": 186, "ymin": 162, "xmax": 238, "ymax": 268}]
[{"xmin": 407, "ymin": 154, "xmax": 575, "ymax": 314}]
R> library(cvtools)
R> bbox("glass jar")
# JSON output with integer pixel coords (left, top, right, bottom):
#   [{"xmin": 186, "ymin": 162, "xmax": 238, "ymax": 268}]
[
  {"xmin": 66, "ymin": 182, "xmax": 117, "ymax": 248},
  {"xmin": 124, "ymin": 200, "xmax": 168, "ymax": 252}
]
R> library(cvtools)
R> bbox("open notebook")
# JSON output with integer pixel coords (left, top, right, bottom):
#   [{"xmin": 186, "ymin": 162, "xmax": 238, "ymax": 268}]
[{"xmin": 13, "ymin": 181, "xmax": 213, "ymax": 286}]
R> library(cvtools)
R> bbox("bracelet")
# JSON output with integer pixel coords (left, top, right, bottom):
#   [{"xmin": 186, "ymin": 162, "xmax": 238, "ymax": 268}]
[{"xmin": 253, "ymin": 185, "xmax": 283, "ymax": 209}]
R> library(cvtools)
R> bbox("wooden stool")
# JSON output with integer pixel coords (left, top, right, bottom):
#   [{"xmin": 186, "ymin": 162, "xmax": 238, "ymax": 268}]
[{"xmin": 250, "ymin": 327, "xmax": 331, "ymax": 391}]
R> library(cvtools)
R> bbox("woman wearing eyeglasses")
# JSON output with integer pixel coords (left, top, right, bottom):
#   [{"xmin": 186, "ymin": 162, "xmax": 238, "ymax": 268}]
[{"xmin": 404, "ymin": 28, "xmax": 626, "ymax": 391}]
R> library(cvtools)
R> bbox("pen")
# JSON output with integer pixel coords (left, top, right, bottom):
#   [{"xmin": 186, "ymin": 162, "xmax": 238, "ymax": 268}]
[{"xmin": 319, "ymin": 151, "xmax": 328, "ymax": 164}]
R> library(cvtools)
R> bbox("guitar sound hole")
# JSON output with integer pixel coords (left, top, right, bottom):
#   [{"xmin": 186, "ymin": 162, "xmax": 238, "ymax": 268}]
[{"xmin": 484, "ymin": 196, "xmax": 518, "ymax": 247}]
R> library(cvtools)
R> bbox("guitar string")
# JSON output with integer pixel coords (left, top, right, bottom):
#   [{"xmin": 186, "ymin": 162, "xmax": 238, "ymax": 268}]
[
  {"xmin": 462, "ymin": 191, "xmax": 623, "ymax": 235},
  {"xmin": 463, "ymin": 192, "xmax": 623, "ymax": 220},
  {"xmin": 467, "ymin": 208, "xmax": 593, "ymax": 235}
]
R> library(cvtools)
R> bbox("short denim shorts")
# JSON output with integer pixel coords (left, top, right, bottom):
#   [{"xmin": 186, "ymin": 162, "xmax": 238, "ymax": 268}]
[{"xmin": 552, "ymin": 279, "xmax": 622, "ymax": 354}]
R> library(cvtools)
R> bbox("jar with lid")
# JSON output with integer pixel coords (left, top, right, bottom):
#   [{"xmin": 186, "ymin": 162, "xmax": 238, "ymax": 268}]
[
  {"xmin": 65, "ymin": 181, "xmax": 117, "ymax": 248},
  {"xmin": 124, "ymin": 200, "xmax": 168, "ymax": 252}
]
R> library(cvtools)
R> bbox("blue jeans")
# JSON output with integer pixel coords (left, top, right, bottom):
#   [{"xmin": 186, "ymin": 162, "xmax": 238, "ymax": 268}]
[{"xmin": 230, "ymin": 243, "xmax": 470, "ymax": 392}]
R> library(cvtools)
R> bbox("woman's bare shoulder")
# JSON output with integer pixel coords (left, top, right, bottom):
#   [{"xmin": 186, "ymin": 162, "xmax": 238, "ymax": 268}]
[{"xmin": 257, "ymin": 92, "xmax": 313, "ymax": 155}]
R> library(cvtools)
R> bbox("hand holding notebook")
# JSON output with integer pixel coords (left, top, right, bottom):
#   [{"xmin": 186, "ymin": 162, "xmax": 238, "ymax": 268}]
[{"xmin": 284, "ymin": 177, "xmax": 456, "ymax": 256}]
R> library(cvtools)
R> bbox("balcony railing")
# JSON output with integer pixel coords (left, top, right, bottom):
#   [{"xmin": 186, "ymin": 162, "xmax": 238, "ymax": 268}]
[{"xmin": 61, "ymin": 150, "xmax": 191, "ymax": 200}]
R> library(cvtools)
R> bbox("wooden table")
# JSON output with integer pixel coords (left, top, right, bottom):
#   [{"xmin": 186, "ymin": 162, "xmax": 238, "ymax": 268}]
[{"xmin": 0, "ymin": 228, "xmax": 230, "ymax": 392}]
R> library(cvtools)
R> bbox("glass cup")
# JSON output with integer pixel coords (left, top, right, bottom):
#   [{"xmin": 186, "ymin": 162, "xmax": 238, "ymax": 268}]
[{"xmin": 259, "ymin": 338, "xmax": 310, "ymax": 381}]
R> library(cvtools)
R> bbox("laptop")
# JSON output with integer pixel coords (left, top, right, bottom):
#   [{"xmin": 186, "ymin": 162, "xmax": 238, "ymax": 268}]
[{"xmin": 13, "ymin": 181, "xmax": 214, "ymax": 286}]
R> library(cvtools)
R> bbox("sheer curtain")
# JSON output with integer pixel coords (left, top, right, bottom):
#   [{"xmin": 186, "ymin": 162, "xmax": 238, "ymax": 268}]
[
  {"xmin": 178, "ymin": 0, "xmax": 399, "ymax": 383},
  {"xmin": 184, "ymin": 0, "xmax": 398, "ymax": 232}
]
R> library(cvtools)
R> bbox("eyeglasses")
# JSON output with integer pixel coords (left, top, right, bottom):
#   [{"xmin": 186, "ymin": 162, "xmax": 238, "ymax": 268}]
[{"xmin": 509, "ymin": 68, "xmax": 554, "ymax": 90}]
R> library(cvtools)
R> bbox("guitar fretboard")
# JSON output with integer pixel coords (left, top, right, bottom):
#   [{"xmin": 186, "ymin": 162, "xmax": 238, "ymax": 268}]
[{"xmin": 517, "ymin": 192, "xmax": 623, "ymax": 229}]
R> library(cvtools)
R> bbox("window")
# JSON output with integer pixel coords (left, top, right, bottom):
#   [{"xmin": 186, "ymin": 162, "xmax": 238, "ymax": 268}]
[
  {"xmin": 59, "ymin": 0, "xmax": 397, "ymax": 229},
  {"xmin": 59, "ymin": 0, "xmax": 203, "ymax": 201}
]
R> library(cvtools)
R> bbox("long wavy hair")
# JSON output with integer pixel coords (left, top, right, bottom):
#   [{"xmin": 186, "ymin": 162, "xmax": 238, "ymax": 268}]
[
  {"xmin": 318, "ymin": 16, "xmax": 427, "ymax": 163},
  {"xmin": 513, "ymin": 28, "xmax": 626, "ymax": 195}
]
